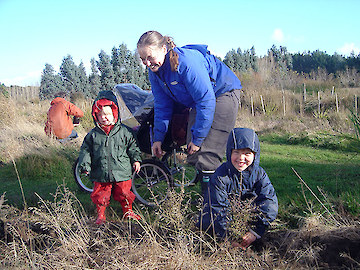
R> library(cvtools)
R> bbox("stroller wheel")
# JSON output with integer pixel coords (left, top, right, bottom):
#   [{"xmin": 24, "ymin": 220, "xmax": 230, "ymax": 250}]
[
  {"xmin": 162, "ymin": 149, "xmax": 197, "ymax": 187},
  {"xmin": 131, "ymin": 159, "xmax": 171, "ymax": 207}
]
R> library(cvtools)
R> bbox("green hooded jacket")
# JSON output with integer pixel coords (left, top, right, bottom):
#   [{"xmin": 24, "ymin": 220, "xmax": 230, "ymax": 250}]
[{"xmin": 78, "ymin": 90, "xmax": 142, "ymax": 182}]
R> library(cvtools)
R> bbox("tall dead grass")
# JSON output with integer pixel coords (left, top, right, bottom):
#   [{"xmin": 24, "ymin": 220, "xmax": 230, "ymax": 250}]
[
  {"xmin": 0, "ymin": 95, "xmax": 90, "ymax": 163},
  {"xmin": 1, "ymin": 179, "xmax": 359, "ymax": 269},
  {"xmin": 0, "ymin": 183, "xmax": 278, "ymax": 269},
  {"xmin": 1, "ymin": 84, "xmax": 360, "ymax": 268}
]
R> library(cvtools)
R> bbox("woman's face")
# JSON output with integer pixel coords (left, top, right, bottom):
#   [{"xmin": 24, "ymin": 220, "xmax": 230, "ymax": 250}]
[{"xmin": 138, "ymin": 45, "xmax": 167, "ymax": 72}]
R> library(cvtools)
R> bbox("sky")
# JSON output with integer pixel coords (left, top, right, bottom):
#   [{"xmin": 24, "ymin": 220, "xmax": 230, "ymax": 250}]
[{"xmin": 1, "ymin": 0, "xmax": 360, "ymax": 87}]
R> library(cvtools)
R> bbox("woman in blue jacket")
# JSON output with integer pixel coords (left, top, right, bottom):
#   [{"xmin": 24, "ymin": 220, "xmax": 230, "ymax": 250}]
[
  {"xmin": 137, "ymin": 31, "xmax": 242, "ymax": 192},
  {"xmin": 198, "ymin": 128, "xmax": 278, "ymax": 250}
]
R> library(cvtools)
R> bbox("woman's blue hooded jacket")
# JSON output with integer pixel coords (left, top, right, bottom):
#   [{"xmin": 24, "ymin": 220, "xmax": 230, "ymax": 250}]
[
  {"xmin": 199, "ymin": 128, "xmax": 278, "ymax": 238},
  {"xmin": 148, "ymin": 45, "xmax": 242, "ymax": 146}
]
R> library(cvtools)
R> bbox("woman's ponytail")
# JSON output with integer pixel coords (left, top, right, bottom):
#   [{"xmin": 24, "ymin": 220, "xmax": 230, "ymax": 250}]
[{"xmin": 165, "ymin": 36, "xmax": 179, "ymax": 72}]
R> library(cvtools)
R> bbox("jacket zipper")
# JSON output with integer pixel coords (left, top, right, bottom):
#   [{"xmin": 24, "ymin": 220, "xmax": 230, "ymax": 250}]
[
  {"xmin": 155, "ymin": 72, "xmax": 178, "ymax": 102},
  {"xmin": 105, "ymin": 136, "xmax": 113, "ymax": 182}
]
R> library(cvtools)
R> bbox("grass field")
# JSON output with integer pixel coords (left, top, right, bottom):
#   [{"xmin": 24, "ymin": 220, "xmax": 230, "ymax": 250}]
[
  {"xmin": 1, "ymin": 132, "xmax": 359, "ymax": 222},
  {"xmin": 0, "ymin": 93, "xmax": 360, "ymax": 269}
]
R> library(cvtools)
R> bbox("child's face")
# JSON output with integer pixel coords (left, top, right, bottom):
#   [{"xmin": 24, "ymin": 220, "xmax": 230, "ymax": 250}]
[
  {"xmin": 231, "ymin": 148, "xmax": 255, "ymax": 171},
  {"xmin": 97, "ymin": 107, "xmax": 114, "ymax": 126}
]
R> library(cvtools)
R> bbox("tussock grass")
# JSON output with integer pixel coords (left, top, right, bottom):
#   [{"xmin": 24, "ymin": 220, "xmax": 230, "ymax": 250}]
[
  {"xmin": 1, "ymin": 181, "xmax": 359, "ymax": 269},
  {"xmin": 1, "ymin": 90, "xmax": 360, "ymax": 268}
]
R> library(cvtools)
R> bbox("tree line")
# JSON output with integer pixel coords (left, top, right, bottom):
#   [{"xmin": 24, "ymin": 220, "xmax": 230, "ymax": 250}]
[{"xmin": 38, "ymin": 43, "xmax": 360, "ymax": 100}]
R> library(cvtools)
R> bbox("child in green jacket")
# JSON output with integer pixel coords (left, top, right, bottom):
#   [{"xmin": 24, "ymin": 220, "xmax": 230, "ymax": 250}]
[{"xmin": 78, "ymin": 90, "xmax": 142, "ymax": 224}]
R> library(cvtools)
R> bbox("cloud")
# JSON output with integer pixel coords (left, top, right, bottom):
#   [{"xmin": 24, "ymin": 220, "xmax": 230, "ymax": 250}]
[
  {"xmin": 1, "ymin": 70, "xmax": 41, "ymax": 87},
  {"xmin": 337, "ymin": 43, "xmax": 360, "ymax": 56},
  {"xmin": 272, "ymin": 28, "xmax": 285, "ymax": 43}
]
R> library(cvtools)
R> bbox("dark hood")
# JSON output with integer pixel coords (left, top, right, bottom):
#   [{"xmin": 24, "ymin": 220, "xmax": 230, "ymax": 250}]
[{"xmin": 226, "ymin": 128, "xmax": 260, "ymax": 169}]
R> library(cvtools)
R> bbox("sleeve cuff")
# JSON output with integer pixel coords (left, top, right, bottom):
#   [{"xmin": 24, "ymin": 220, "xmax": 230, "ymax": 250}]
[{"xmin": 249, "ymin": 228, "xmax": 261, "ymax": 239}]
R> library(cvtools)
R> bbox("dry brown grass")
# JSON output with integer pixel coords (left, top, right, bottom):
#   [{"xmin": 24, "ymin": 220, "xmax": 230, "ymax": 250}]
[
  {"xmin": 1, "ymin": 90, "xmax": 360, "ymax": 269},
  {"xmin": 0, "ymin": 95, "xmax": 91, "ymax": 163},
  {"xmin": 0, "ymin": 182, "xmax": 359, "ymax": 269}
]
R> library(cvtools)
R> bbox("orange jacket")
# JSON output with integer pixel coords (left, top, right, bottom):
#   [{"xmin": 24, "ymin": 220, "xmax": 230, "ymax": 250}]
[{"xmin": 45, "ymin": 97, "xmax": 84, "ymax": 139}]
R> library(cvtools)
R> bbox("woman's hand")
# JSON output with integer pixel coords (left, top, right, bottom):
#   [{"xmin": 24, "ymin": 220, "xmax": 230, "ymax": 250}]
[
  {"xmin": 152, "ymin": 141, "xmax": 163, "ymax": 158},
  {"xmin": 187, "ymin": 142, "xmax": 200, "ymax": 155},
  {"xmin": 133, "ymin": 161, "xmax": 141, "ymax": 173}
]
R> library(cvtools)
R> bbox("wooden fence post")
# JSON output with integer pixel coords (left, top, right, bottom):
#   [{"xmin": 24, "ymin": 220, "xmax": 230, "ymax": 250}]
[
  {"xmin": 318, "ymin": 91, "xmax": 321, "ymax": 114},
  {"xmin": 260, "ymin": 95, "xmax": 266, "ymax": 114},
  {"xmin": 251, "ymin": 96, "xmax": 254, "ymax": 116},
  {"xmin": 335, "ymin": 92, "xmax": 339, "ymax": 113},
  {"xmin": 303, "ymin": 83, "xmax": 306, "ymax": 102},
  {"xmin": 355, "ymin": 95, "xmax": 358, "ymax": 115},
  {"xmin": 282, "ymin": 92, "xmax": 286, "ymax": 116}
]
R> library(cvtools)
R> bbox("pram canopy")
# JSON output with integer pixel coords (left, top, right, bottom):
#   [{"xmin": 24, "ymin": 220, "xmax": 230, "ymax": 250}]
[
  {"xmin": 113, "ymin": 83, "xmax": 188, "ymax": 154},
  {"xmin": 113, "ymin": 83, "xmax": 154, "ymax": 128}
]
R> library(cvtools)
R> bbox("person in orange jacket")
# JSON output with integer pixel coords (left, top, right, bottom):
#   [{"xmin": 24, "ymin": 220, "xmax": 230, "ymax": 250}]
[{"xmin": 44, "ymin": 92, "xmax": 84, "ymax": 142}]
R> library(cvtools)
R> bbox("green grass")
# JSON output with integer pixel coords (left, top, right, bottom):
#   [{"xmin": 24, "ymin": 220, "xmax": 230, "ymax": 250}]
[
  {"xmin": 260, "ymin": 134, "xmax": 360, "ymax": 220},
  {"xmin": 0, "ymin": 146, "xmax": 95, "ymax": 212},
  {"xmin": 0, "ymin": 132, "xmax": 359, "ymax": 227}
]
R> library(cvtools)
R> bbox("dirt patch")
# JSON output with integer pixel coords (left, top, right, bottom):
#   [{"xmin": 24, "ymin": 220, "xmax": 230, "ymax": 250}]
[{"xmin": 260, "ymin": 226, "xmax": 360, "ymax": 269}]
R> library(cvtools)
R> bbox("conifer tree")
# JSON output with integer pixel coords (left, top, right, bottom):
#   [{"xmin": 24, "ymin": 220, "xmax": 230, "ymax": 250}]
[
  {"xmin": 78, "ymin": 61, "xmax": 91, "ymax": 97},
  {"xmin": 59, "ymin": 55, "xmax": 90, "ymax": 96},
  {"xmin": 89, "ymin": 57, "xmax": 101, "ymax": 98},
  {"xmin": 39, "ymin": 63, "xmax": 65, "ymax": 99},
  {"xmin": 224, "ymin": 49, "xmax": 237, "ymax": 71},
  {"xmin": 250, "ymin": 46, "xmax": 258, "ymax": 72},
  {"xmin": 224, "ymin": 47, "xmax": 259, "ymax": 73},
  {"xmin": 111, "ymin": 46, "xmax": 122, "ymax": 83},
  {"xmin": 97, "ymin": 50, "xmax": 115, "ymax": 91}
]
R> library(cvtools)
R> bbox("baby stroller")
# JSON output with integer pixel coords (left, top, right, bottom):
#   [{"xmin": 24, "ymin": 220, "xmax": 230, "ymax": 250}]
[{"xmin": 73, "ymin": 83, "xmax": 197, "ymax": 206}]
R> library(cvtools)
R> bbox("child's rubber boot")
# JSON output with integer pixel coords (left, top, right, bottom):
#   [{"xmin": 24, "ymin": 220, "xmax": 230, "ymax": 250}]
[
  {"xmin": 201, "ymin": 171, "xmax": 214, "ymax": 196},
  {"xmin": 95, "ymin": 205, "xmax": 106, "ymax": 225},
  {"xmin": 123, "ymin": 207, "xmax": 141, "ymax": 221}
]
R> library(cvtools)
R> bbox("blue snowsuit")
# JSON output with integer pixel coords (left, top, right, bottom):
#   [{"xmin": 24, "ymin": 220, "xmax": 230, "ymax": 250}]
[{"xmin": 198, "ymin": 128, "xmax": 278, "ymax": 238}]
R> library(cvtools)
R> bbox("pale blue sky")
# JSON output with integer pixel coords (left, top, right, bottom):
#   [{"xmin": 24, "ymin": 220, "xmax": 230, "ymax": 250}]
[{"xmin": 1, "ymin": 0, "xmax": 359, "ymax": 86}]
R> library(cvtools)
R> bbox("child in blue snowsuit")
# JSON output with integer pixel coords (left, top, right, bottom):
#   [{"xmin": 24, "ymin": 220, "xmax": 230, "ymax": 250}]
[{"xmin": 198, "ymin": 128, "xmax": 278, "ymax": 249}]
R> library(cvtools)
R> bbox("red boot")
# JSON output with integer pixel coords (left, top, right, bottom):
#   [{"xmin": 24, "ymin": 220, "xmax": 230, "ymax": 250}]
[
  {"xmin": 123, "ymin": 209, "xmax": 141, "ymax": 221},
  {"xmin": 95, "ymin": 205, "xmax": 106, "ymax": 225},
  {"xmin": 120, "ymin": 198, "xmax": 141, "ymax": 221}
]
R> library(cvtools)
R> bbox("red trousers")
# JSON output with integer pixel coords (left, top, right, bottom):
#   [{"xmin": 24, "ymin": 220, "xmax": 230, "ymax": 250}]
[{"xmin": 91, "ymin": 180, "xmax": 136, "ymax": 211}]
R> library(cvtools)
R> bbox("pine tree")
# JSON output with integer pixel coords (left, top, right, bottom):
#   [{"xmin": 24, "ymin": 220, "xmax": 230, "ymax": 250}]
[
  {"xmin": 59, "ymin": 55, "xmax": 90, "ymax": 97},
  {"xmin": 111, "ymin": 46, "xmax": 122, "ymax": 83},
  {"xmin": 250, "ymin": 46, "xmax": 258, "ymax": 72},
  {"xmin": 78, "ymin": 61, "xmax": 91, "ymax": 97},
  {"xmin": 224, "ymin": 49, "xmax": 237, "ymax": 71},
  {"xmin": 89, "ymin": 58, "xmax": 101, "ymax": 98},
  {"xmin": 97, "ymin": 50, "xmax": 116, "ymax": 91},
  {"xmin": 39, "ymin": 63, "xmax": 65, "ymax": 100}
]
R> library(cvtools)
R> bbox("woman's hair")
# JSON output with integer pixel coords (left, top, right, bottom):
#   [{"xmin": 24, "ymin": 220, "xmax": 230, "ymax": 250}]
[{"xmin": 137, "ymin": 30, "xmax": 179, "ymax": 72}]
